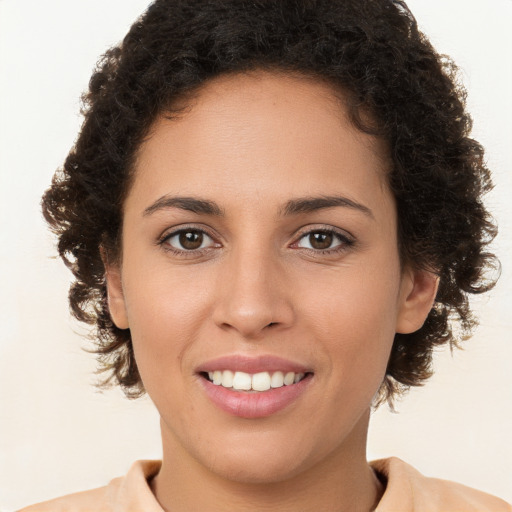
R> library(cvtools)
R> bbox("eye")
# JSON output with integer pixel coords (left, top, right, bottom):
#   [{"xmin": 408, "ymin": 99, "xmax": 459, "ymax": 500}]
[
  {"xmin": 163, "ymin": 229, "xmax": 215, "ymax": 251},
  {"xmin": 295, "ymin": 229, "xmax": 352, "ymax": 252}
]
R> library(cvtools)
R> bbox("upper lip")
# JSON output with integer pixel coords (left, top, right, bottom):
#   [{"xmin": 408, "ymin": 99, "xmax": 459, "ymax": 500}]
[{"xmin": 196, "ymin": 354, "xmax": 312, "ymax": 374}]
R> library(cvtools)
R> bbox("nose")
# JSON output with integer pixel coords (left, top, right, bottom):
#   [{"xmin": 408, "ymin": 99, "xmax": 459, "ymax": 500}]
[{"xmin": 212, "ymin": 246, "xmax": 294, "ymax": 339}]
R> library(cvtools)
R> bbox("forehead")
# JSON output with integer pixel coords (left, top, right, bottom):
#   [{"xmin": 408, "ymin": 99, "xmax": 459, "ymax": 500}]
[{"xmin": 130, "ymin": 71, "xmax": 392, "ymax": 214}]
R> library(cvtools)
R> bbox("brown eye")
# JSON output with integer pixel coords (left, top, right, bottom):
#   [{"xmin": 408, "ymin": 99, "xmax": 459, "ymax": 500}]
[
  {"xmin": 165, "ymin": 229, "xmax": 214, "ymax": 251},
  {"xmin": 296, "ymin": 229, "xmax": 350, "ymax": 252},
  {"xmin": 179, "ymin": 231, "xmax": 203, "ymax": 250},
  {"xmin": 308, "ymin": 232, "xmax": 333, "ymax": 250}
]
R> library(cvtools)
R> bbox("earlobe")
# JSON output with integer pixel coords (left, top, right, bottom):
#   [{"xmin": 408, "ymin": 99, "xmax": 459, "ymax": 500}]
[
  {"xmin": 396, "ymin": 268, "xmax": 439, "ymax": 334},
  {"xmin": 101, "ymin": 250, "xmax": 129, "ymax": 330}
]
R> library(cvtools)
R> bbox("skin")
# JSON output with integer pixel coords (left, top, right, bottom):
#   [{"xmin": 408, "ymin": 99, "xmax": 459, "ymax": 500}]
[{"xmin": 106, "ymin": 71, "xmax": 438, "ymax": 511}]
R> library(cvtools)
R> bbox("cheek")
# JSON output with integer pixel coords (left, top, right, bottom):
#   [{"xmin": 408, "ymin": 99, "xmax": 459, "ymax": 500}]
[
  {"xmin": 299, "ymin": 261, "xmax": 401, "ymax": 384},
  {"xmin": 122, "ymin": 263, "xmax": 215, "ymax": 381}
]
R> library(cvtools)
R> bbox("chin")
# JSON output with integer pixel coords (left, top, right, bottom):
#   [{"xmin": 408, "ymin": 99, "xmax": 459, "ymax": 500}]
[
  {"xmin": 193, "ymin": 427, "xmax": 328, "ymax": 485},
  {"xmin": 206, "ymin": 451, "xmax": 308, "ymax": 485}
]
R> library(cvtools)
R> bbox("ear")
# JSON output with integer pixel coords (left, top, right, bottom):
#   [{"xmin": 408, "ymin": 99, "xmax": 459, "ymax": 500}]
[
  {"xmin": 396, "ymin": 268, "xmax": 439, "ymax": 334},
  {"xmin": 101, "ymin": 249, "xmax": 129, "ymax": 330}
]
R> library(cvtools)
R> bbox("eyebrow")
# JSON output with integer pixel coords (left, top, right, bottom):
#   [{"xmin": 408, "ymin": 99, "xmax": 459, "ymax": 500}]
[
  {"xmin": 281, "ymin": 195, "xmax": 374, "ymax": 219},
  {"xmin": 143, "ymin": 195, "xmax": 224, "ymax": 217},
  {"xmin": 142, "ymin": 194, "xmax": 373, "ymax": 219}
]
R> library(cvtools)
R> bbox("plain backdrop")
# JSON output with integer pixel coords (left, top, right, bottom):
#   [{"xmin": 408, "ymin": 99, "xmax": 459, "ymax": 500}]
[{"xmin": 0, "ymin": 0, "xmax": 511, "ymax": 508}]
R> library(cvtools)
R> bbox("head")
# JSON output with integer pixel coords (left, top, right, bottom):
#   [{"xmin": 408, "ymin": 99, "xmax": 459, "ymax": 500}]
[{"xmin": 43, "ymin": 0, "xmax": 496, "ymax": 412}]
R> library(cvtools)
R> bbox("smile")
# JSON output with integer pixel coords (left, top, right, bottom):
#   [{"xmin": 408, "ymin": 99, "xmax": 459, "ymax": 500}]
[
  {"xmin": 196, "ymin": 355, "xmax": 314, "ymax": 418},
  {"xmin": 206, "ymin": 370, "xmax": 307, "ymax": 391}
]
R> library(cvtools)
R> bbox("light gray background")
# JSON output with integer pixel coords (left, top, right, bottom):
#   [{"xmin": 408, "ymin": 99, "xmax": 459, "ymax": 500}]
[{"xmin": 0, "ymin": 0, "xmax": 511, "ymax": 508}]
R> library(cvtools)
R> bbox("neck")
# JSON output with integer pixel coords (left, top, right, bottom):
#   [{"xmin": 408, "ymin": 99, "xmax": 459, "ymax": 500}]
[{"xmin": 151, "ymin": 410, "xmax": 383, "ymax": 512}]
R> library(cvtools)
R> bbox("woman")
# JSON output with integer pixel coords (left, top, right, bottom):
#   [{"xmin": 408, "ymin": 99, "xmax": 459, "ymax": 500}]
[{"xmin": 16, "ymin": 0, "xmax": 511, "ymax": 509}]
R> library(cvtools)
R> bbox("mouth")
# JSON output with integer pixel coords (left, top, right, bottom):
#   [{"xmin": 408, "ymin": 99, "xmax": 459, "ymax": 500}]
[
  {"xmin": 196, "ymin": 356, "xmax": 314, "ymax": 418},
  {"xmin": 200, "ymin": 370, "xmax": 310, "ymax": 392}
]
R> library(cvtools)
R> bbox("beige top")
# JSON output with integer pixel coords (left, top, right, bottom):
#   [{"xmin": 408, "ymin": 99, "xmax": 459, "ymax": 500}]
[{"xmin": 19, "ymin": 457, "xmax": 511, "ymax": 512}]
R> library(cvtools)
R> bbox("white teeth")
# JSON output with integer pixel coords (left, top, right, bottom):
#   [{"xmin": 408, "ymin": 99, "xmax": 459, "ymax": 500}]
[
  {"xmin": 221, "ymin": 370, "xmax": 234, "ymax": 388},
  {"xmin": 284, "ymin": 372, "xmax": 295, "ymax": 386},
  {"xmin": 206, "ymin": 370, "xmax": 306, "ymax": 391},
  {"xmin": 270, "ymin": 371, "xmax": 284, "ymax": 388},
  {"xmin": 212, "ymin": 370, "xmax": 222, "ymax": 385},
  {"xmin": 252, "ymin": 372, "xmax": 271, "ymax": 391},
  {"xmin": 232, "ymin": 371, "xmax": 252, "ymax": 391}
]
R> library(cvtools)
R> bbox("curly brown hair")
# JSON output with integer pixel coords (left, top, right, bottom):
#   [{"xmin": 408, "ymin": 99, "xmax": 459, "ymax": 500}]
[{"xmin": 42, "ymin": 0, "xmax": 497, "ymax": 404}]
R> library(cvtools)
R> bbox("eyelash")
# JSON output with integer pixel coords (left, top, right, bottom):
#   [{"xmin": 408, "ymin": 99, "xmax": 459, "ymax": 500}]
[
  {"xmin": 158, "ymin": 226, "xmax": 355, "ymax": 257},
  {"xmin": 292, "ymin": 228, "xmax": 355, "ymax": 255},
  {"xmin": 158, "ymin": 225, "xmax": 219, "ymax": 257}
]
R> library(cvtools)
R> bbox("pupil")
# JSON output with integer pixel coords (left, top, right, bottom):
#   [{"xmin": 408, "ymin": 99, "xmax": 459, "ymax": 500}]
[
  {"xmin": 310, "ymin": 232, "xmax": 332, "ymax": 250},
  {"xmin": 179, "ymin": 231, "xmax": 203, "ymax": 250}
]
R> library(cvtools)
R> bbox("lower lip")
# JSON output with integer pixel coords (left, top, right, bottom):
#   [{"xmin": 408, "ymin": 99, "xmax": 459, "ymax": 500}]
[{"xmin": 199, "ymin": 375, "xmax": 313, "ymax": 419}]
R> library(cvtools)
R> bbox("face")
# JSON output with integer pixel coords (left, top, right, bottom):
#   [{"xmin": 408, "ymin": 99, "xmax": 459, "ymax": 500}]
[{"xmin": 107, "ymin": 72, "xmax": 436, "ymax": 484}]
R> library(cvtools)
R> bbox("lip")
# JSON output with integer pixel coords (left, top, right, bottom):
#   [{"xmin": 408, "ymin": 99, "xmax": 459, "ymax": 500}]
[
  {"xmin": 196, "ymin": 354, "xmax": 311, "ymax": 374},
  {"xmin": 195, "ymin": 354, "xmax": 313, "ymax": 419},
  {"xmin": 199, "ymin": 373, "xmax": 313, "ymax": 418}
]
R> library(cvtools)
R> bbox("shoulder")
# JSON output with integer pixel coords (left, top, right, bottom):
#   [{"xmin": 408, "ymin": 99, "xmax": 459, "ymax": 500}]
[
  {"xmin": 17, "ymin": 460, "xmax": 162, "ymax": 512},
  {"xmin": 17, "ymin": 482, "xmax": 115, "ymax": 512},
  {"xmin": 371, "ymin": 457, "xmax": 512, "ymax": 512}
]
